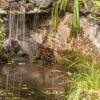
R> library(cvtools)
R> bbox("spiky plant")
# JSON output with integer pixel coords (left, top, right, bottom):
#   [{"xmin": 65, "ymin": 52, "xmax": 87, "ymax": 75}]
[
  {"xmin": 71, "ymin": 0, "xmax": 80, "ymax": 37},
  {"xmin": 51, "ymin": 0, "xmax": 68, "ymax": 31}
]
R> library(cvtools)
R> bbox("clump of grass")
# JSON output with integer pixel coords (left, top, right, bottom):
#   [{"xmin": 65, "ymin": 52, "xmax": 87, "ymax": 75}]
[
  {"xmin": 58, "ymin": 50, "xmax": 92, "ymax": 71},
  {"xmin": 65, "ymin": 65, "xmax": 100, "ymax": 100}
]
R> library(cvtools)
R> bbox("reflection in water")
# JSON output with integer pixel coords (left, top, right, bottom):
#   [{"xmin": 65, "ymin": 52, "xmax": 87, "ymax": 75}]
[
  {"xmin": 33, "ymin": 13, "xmax": 39, "ymax": 31},
  {"xmin": 1, "ymin": 62, "xmax": 66, "ymax": 100},
  {"xmin": 5, "ymin": 70, "xmax": 9, "ymax": 100}
]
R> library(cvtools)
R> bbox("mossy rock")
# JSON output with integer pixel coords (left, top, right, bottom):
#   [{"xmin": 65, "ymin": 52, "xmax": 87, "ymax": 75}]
[{"xmin": 0, "ymin": 49, "xmax": 9, "ymax": 63}]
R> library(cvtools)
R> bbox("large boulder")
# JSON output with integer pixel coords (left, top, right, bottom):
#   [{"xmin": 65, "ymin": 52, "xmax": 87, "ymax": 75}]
[{"xmin": 29, "ymin": 12, "xmax": 100, "ymax": 62}]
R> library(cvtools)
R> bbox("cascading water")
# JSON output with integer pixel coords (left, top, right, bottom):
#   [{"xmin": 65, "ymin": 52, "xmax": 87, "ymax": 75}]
[
  {"xmin": 4, "ymin": 67, "xmax": 9, "ymax": 100},
  {"xmin": 33, "ymin": 13, "xmax": 39, "ymax": 30},
  {"xmin": 16, "ymin": 14, "xmax": 19, "ymax": 39},
  {"xmin": 3, "ymin": 1, "xmax": 26, "ymax": 99},
  {"xmin": 4, "ymin": 1, "xmax": 26, "ymax": 54}
]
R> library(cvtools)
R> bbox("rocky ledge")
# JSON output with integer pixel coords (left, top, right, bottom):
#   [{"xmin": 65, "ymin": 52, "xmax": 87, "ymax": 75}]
[{"xmin": 0, "ymin": 0, "xmax": 52, "ymax": 14}]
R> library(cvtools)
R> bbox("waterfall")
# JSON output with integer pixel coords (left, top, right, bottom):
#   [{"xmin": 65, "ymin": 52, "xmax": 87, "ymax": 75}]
[
  {"xmin": 9, "ymin": 8, "xmax": 16, "ymax": 39},
  {"xmin": 4, "ymin": 1, "xmax": 26, "ymax": 53},
  {"xmin": 33, "ymin": 13, "xmax": 39, "ymax": 30},
  {"xmin": 4, "ymin": 67, "xmax": 9, "ymax": 100},
  {"xmin": 22, "ymin": 9, "xmax": 25, "ymax": 47},
  {"xmin": 9, "ymin": 10, "xmax": 12, "ymax": 40},
  {"xmin": 16, "ymin": 14, "xmax": 19, "ymax": 39}
]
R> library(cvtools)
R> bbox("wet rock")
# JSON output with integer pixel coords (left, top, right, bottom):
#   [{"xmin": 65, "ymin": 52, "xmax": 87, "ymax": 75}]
[
  {"xmin": 27, "ymin": 0, "xmax": 53, "ymax": 8},
  {"xmin": 4, "ymin": 38, "xmax": 21, "ymax": 55},
  {"xmin": 7, "ymin": 1, "xmax": 21, "ymax": 11},
  {"xmin": 25, "ymin": 3, "xmax": 35, "ymax": 11},
  {"xmin": 0, "ymin": 50, "xmax": 8, "ymax": 63}
]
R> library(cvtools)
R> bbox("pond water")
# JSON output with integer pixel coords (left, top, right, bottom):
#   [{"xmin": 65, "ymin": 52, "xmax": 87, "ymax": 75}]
[{"xmin": 0, "ymin": 58, "xmax": 66, "ymax": 100}]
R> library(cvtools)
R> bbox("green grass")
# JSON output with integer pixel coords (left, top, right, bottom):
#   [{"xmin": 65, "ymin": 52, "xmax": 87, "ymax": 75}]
[
  {"xmin": 58, "ymin": 50, "xmax": 92, "ymax": 71},
  {"xmin": 71, "ymin": 0, "xmax": 80, "ymax": 37},
  {"xmin": 65, "ymin": 65, "xmax": 100, "ymax": 100}
]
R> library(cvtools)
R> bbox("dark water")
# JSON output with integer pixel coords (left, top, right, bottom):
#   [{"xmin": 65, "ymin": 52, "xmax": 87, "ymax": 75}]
[{"xmin": 0, "ymin": 59, "xmax": 66, "ymax": 100}]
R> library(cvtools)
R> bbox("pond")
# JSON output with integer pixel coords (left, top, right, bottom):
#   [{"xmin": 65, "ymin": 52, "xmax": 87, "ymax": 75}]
[{"xmin": 0, "ymin": 58, "xmax": 66, "ymax": 100}]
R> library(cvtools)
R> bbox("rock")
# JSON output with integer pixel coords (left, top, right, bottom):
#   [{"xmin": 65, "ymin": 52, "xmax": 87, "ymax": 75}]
[
  {"xmin": 25, "ymin": 3, "xmax": 35, "ymax": 11},
  {"xmin": 4, "ymin": 38, "xmax": 21, "ymax": 55},
  {"xmin": 28, "ymin": 0, "xmax": 53, "ymax": 8}
]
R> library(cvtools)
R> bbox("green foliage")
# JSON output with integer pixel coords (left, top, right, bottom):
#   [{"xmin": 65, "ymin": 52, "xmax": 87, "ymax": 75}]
[
  {"xmin": 51, "ymin": 0, "xmax": 68, "ymax": 31},
  {"xmin": 92, "ymin": 0, "xmax": 100, "ymax": 12},
  {"xmin": 79, "ymin": 0, "xmax": 88, "ymax": 9},
  {"xmin": 0, "ymin": 18, "xmax": 5, "ymax": 52},
  {"xmin": 59, "ymin": 50, "xmax": 92, "ymax": 71},
  {"xmin": 71, "ymin": 0, "xmax": 80, "ymax": 37},
  {"xmin": 0, "ymin": 29, "xmax": 5, "ymax": 51},
  {"xmin": 51, "ymin": 0, "xmax": 100, "ymax": 37},
  {"xmin": 65, "ymin": 66, "xmax": 100, "ymax": 100}
]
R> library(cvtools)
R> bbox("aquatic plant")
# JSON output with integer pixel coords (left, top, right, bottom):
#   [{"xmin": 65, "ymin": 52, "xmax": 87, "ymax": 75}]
[{"xmin": 65, "ymin": 65, "xmax": 100, "ymax": 100}]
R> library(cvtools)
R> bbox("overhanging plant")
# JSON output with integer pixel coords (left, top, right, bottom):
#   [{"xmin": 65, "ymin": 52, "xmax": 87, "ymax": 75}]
[
  {"xmin": 71, "ymin": 0, "xmax": 80, "ymax": 37},
  {"xmin": 51, "ymin": 0, "xmax": 87, "ymax": 37},
  {"xmin": 51, "ymin": 0, "xmax": 68, "ymax": 32},
  {"xmin": 51, "ymin": 0, "xmax": 81, "ymax": 37}
]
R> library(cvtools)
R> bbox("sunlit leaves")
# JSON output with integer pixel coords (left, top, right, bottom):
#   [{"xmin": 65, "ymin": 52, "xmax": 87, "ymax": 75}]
[{"xmin": 92, "ymin": 0, "xmax": 100, "ymax": 12}]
